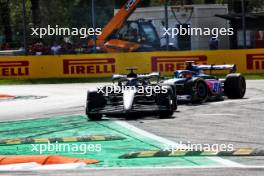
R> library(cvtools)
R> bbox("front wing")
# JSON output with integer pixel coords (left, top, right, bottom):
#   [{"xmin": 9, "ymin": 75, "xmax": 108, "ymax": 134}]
[{"xmin": 87, "ymin": 104, "xmax": 169, "ymax": 115}]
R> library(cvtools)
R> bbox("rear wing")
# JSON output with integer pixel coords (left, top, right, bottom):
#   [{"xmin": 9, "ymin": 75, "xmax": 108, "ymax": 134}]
[
  {"xmin": 138, "ymin": 72, "xmax": 160, "ymax": 79},
  {"xmin": 196, "ymin": 64, "xmax": 237, "ymax": 73},
  {"xmin": 112, "ymin": 72, "xmax": 160, "ymax": 81},
  {"xmin": 112, "ymin": 74, "xmax": 127, "ymax": 81}
]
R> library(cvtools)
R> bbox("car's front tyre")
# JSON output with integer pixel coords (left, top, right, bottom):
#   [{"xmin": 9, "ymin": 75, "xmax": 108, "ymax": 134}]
[
  {"xmin": 86, "ymin": 91, "xmax": 106, "ymax": 121},
  {"xmin": 157, "ymin": 87, "xmax": 174, "ymax": 118}
]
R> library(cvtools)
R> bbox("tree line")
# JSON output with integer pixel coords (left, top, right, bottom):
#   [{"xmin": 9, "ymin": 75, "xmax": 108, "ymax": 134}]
[{"xmin": 0, "ymin": 0, "xmax": 263, "ymax": 47}]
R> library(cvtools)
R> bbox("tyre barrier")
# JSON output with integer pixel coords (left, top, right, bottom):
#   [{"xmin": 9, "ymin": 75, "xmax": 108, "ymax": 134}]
[
  {"xmin": 0, "ymin": 135, "xmax": 126, "ymax": 145},
  {"xmin": 0, "ymin": 155, "xmax": 99, "ymax": 165},
  {"xmin": 119, "ymin": 148, "xmax": 264, "ymax": 159}
]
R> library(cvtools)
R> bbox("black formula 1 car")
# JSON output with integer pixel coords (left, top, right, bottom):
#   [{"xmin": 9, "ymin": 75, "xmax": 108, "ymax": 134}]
[
  {"xmin": 86, "ymin": 69, "xmax": 177, "ymax": 120},
  {"xmin": 162, "ymin": 61, "xmax": 246, "ymax": 103}
]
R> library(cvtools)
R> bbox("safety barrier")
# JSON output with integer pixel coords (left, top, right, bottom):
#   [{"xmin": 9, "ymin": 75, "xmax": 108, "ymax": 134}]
[{"xmin": 0, "ymin": 49, "xmax": 263, "ymax": 79}]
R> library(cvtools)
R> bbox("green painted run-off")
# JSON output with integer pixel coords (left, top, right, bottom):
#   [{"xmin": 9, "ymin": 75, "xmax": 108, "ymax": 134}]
[{"xmin": 0, "ymin": 115, "xmax": 219, "ymax": 167}]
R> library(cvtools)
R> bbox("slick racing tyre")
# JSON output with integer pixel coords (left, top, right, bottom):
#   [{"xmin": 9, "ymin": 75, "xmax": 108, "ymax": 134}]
[
  {"xmin": 159, "ymin": 83, "xmax": 177, "ymax": 111},
  {"xmin": 224, "ymin": 73, "xmax": 246, "ymax": 99},
  {"xmin": 192, "ymin": 79, "xmax": 208, "ymax": 103},
  {"xmin": 157, "ymin": 87, "xmax": 174, "ymax": 118},
  {"xmin": 86, "ymin": 91, "xmax": 106, "ymax": 121}
]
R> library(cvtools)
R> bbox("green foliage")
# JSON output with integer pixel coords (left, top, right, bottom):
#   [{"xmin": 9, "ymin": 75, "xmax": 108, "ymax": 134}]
[
  {"xmin": 115, "ymin": 0, "xmax": 151, "ymax": 8},
  {"xmin": 0, "ymin": 0, "xmax": 263, "ymax": 46},
  {"xmin": 0, "ymin": 0, "xmax": 115, "ymax": 45}
]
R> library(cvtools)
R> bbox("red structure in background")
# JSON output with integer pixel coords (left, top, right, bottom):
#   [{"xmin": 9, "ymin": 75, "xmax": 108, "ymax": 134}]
[{"xmin": 256, "ymin": 31, "xmax": 264, "ymax": 48}]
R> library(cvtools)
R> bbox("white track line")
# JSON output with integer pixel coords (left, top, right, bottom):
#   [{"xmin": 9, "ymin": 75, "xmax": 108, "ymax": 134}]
[
  {"xmin": 0, "ymin": 163, "xmax": 87, "ymax": 171},
  {"xmin": 207, "ymin": 157, "xmax": 244, "ymax": 167},
  {"xmin": 31, "ymin": 163, "xmax": 87, "ymax": 170},
  {"xmin": 0, "ymin": 163, "xmax": 40, "ymax": 171},
  {"xmin": 115, "ymin": 120, "xmax": 244, "ymax": 167},
  {"xmin": 115, "ymin": 120, "xmax": 186, "ymax": 149},
  {"xmin": 195, "ymin": 114, "xmax": 238, "ymax": 117},
  {"xmin": 85, "ymin": 165, "xmax": 264, "ymax": 170},
  {"xmin": 3, "ymin": 165, "xmax": 264, "ymax": 171}
]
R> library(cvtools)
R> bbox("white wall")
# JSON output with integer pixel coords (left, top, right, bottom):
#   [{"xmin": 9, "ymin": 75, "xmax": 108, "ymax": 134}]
[{"xmin": 126, "ymin": 4, "xmax": 230, "ymax": 50}]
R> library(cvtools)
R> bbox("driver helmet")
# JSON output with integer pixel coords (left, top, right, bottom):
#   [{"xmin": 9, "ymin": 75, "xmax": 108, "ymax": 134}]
[
  {"xmin": 127, "ymin": 68, "xmax": 138, "ymax": 78},
  {"xmin": 127, "ymin": 72, "xmax": 137, "ymax": 78},
  {"xmin": 181, "ymin": 71, "xmax": 193, "ymax": 78},
  {"xmin": 185, "ymin": 61, "xmax": 195, "ymax": 71}
]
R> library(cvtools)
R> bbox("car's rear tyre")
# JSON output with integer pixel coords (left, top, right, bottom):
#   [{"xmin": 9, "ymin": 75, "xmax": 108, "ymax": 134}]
[
  {"xmin": 87, "ymin": 114, "xmax": 103, "ymax": 121},
  {"xmin": 192, "ymin": 79, "xmax": 208, "ymax": 103},
  {"xmin": 224, "ymin": 73, "xmax": 246, "ymax": 99},
  {"xmin": 86, "ymin": 91, "xmax": 106, "ymax": 121},
  {"xmin": 157, "ymin": 87, "xmax": 174, "ymax": 118}
]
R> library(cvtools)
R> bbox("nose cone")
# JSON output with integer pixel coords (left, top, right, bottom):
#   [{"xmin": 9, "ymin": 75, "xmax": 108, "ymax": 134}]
[{"xmin": 123, "ymin": 89, "xmax": 136, "ymax": 111}]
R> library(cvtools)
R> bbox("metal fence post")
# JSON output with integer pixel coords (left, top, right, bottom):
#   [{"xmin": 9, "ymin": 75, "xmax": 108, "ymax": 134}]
[
  {"xmin": 241, "ymin": 0, "xmax": 246, "ymax": 48},
  {"xmin": 92, "ymin": 0, "xmax": 97, "ymax": 53},
  {"xmin": 164, "ymin": 0, "xmax": 169, "ymax": 51},
  {"xmin": 22, "ymin": 0, "xmax": 27, "ymax": 55}
]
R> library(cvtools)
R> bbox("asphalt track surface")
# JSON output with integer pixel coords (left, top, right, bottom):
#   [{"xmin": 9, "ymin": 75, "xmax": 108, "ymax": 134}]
[{"xmin": 0, "ymin": 80, "xmax": 264, "ymax": 175}]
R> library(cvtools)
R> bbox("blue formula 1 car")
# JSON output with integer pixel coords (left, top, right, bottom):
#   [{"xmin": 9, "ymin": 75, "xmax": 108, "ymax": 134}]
[{"xmin": 162, "ymin": 61, "xmax": 246, "ymax": 103}]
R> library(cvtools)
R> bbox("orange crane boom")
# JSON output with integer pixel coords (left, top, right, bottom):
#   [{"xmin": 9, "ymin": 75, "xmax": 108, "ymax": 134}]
[
  {"xmin": 89, "ymin": 0, "xmax": 161, "ymax": 53},
  {"xmin": 89, "ymin": 0, "xmax": 143, "ymax": 52},
  {"xmin": 97, "ymin": 0, "xmax": 142, "ymax": 42}
]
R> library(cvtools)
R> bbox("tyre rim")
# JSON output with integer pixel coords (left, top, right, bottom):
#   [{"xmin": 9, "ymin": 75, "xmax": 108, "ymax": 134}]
[
  {"xmin": 197, "ymin": 83, "xmax": 207, "ymax": 98},
  {"xmin": 168, "ymin": 94, "xmax": 172, "ymax": 110}
]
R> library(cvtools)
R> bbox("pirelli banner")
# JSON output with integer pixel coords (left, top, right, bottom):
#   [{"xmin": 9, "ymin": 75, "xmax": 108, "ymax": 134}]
[{"xmin": 0, "ymin": 49, "xmax": 264, "ymax": 79}]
